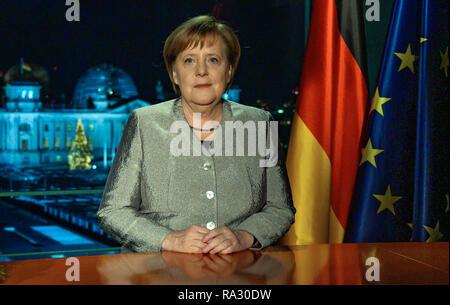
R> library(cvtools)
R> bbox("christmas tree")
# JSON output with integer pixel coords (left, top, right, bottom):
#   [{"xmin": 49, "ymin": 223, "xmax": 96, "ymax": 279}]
[{"xmin": 68, "ymin": 119, "xmax": 93, "ymax": 170}]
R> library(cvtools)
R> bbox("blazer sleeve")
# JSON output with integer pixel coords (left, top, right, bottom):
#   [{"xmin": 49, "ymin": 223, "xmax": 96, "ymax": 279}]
[
  {"xmin": 97, "ymin": 110, "xmax": 172, "ymax": 252},
  {"xmin": 235, "ymin": 112, "xmax": 296, "ymax": 249}
]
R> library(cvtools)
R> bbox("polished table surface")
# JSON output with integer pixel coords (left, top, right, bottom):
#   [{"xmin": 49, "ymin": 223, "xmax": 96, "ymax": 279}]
[{"xmin": 1, "ymin": 242, "xmax": 448, "ymax": 285}]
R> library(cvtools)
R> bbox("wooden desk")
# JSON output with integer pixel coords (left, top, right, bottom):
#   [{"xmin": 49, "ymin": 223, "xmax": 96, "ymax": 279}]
[{"xmin": 1, "ymin": 242, "xmax": 448, "ymax": 285}]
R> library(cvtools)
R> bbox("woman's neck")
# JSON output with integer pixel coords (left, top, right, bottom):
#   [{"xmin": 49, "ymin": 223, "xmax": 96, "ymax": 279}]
[{"xmin": 181, "ymin": 98, "xmax": 223, "ymax": 128}]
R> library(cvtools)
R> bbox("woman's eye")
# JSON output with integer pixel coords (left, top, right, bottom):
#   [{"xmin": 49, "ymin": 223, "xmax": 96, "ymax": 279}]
[
  {"xmin": 184, "ymin": 58, "xmax": 193, "ymax": 63},
  {"xmin": 209, "ymin": 57, "xmax": 219, "ymax": 63}
]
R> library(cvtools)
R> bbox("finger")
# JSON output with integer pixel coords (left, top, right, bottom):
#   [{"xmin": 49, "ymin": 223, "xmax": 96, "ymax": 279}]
[
  {"xmin": 215, "ymin": 227, "xmax": 238, "ymax": 242},
  {"xmin": 202, "ymin": 228, "xmax": 222, "ymax": 243},
  {"xmin": 216, "ymin": 226, "xmax": 235, "ymax": 238},
  {"xmin": 202, "ymin": 235, "xmax": 224, "ymax": 253},
  {"xmin": 185, "ymin": 230, "xmax": 209, "ymax": 242},
  {"xmin": 218, "ymin": 245, "xmax": 234, "ymax": 254},
  {"xmin": 188, "ymin": 246, "xmax": 206, "ymax": 253},
  {"xmin": 219, "ymin": 226, "xmax": 233, "ymax": 234},
  {"xmin": 210, "ymin": 239, "xmax": 233, "ymax": 254},
  {"xmin": 214, "ymin": 230, "xmax": 238, "ymax": 246},
  {"xmin": 191, "ymin": 240, "xmax": 208, "ymax": 249},
  {"xmin": 202, "ymin": 234, "xmax": 225, "ymax": 253},
  {"xmin": 192, "ymin": 232, "xmax": 209, "ymax": 241},
  {"xmin": 192, "ymin": 225, "xmax": 210, "ymax": 234}
]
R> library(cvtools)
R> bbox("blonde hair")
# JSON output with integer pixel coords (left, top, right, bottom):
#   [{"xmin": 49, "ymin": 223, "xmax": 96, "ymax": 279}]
[{"xmin": 163, "ymin": 15, "xmax": 241, "ymax": 95}]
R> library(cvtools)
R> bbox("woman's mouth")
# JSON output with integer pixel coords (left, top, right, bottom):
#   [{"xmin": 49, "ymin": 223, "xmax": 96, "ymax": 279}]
[{"xmin": 194, "ymin": 84, "xmax": 212, "ymax": 88}]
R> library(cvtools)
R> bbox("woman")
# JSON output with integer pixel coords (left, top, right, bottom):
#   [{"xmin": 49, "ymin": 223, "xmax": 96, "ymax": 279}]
[{"xmin": 97, "ymin": 15, "xmax": 295, "ymax": 254}]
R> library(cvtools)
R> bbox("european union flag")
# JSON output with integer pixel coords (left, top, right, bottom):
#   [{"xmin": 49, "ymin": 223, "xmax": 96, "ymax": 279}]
[{"xmin": 344, "ymin": 0, "xmax": 449, "ymax": 242}]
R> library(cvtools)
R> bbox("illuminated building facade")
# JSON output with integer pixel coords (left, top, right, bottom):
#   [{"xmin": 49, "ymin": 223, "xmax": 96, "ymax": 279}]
[{"xmin": 0, "ymin": 64, "xmax": 150, "ymax": 168}]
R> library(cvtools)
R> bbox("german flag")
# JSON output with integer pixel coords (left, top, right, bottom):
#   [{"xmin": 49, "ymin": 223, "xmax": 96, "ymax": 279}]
[{"xmin": 281, "ymin": 0, "xmax": 369, "ymax": 245}]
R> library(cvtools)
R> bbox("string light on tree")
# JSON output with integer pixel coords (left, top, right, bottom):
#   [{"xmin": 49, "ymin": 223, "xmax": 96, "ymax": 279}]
[{"xmin": 68, "ymin": 119, "xmax": 93, "ymax": 170}]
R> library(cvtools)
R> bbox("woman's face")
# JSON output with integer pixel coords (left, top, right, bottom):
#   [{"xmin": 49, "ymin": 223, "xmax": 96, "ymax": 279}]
[{"xmin": 172, "ymin": 37, "xmax": 232, "ymax": 107}]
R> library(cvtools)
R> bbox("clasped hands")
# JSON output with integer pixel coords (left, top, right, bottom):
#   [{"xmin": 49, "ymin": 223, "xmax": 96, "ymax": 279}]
[{"xmin": 161, "ymin": 225, "xmax": 254, "ymax": 254}]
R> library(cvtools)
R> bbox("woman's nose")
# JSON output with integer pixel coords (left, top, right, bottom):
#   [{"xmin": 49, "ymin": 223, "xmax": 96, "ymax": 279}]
[{"xmin": 195, "ymin": 60, "xmax": 208, "ymax": 76}]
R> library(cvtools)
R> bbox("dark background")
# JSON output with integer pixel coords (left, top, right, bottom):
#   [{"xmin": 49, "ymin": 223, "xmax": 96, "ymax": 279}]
[
  {"xmin": 0, "ymin": 0, "xmax": 308, "ymax": 106},
  {"xmin": 0, "ymin": 0, "xmax": 395, "ymax": 107}
]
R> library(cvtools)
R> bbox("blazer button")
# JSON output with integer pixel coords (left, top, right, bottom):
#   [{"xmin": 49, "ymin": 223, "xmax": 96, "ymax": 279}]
[
  {"xmin": 203, "ymin": 162, "xmax": 212, "ymax": 170},
  {"xmin": 206, "ymin": 221, "xmax": 216, "ymax": 230},
  {"xmin": 206, "ymin": 191, "xmax": 214, "ymax": 199}
]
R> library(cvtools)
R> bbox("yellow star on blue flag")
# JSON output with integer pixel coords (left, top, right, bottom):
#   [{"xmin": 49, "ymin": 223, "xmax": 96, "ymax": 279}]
[
  {"xmin": 360, "ymin": 138, "xmax": 384, "ymax": 168},
  {"xmin": 395, "ymin": 44, "xmax": 419, "ymax": 73},
  {"xmin": 423, "ymin": 221, "xmax": 444, "ymax": 242},
  {"xmin": 373, "ymin": 185, "xmax": 402, "ymax": 215},
  {"xmin": 370, "ymin": 87, "xmax": 392, "ymax": 116}
]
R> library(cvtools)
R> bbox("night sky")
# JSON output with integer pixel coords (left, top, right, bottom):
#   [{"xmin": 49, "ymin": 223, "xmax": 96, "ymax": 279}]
[{"xmin": 0, "ymin": 0, "xmax": 307, "ymax": 106}]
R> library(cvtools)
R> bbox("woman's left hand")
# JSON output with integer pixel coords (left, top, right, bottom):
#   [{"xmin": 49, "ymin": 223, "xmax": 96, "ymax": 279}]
[{"xmin": 201, "ymin": 226, "xmax": 254, "ymax": 254}]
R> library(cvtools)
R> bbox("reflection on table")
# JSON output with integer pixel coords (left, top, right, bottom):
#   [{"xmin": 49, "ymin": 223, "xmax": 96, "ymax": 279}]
[
  {"xmin": 1, "ymin": 242, "xmax": 448, "ymax": 285},
  {"xmin": 96, "ymin": 248, "xmax": 294, "ymax": 285}
]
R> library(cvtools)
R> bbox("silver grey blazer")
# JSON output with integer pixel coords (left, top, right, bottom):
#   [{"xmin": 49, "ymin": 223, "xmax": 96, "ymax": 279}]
[{"xmin": 97, "ymin": 98, "xmax": 295, "ymax": 253}]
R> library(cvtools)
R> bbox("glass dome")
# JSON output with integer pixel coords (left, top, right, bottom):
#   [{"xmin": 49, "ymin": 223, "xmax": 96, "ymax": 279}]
[{"xmin": 72, "ymin": 64, "xmax": 138, "ymax": 108}]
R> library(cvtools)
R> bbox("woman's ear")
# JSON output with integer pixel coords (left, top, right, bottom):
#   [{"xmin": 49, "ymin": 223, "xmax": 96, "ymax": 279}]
[
  {"xmin": 227, "ymin": 65, "xmax": 232, "ymax": 82},
  {"xmin": 172, "ymin": 69, "xmax": 179, "ymax": 85}
]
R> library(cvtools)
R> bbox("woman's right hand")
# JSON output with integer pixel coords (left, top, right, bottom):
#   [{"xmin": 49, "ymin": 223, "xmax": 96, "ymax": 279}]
[{"xmin": 161, "ymin": 225, "xmax": 210, "ymax": 253}]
